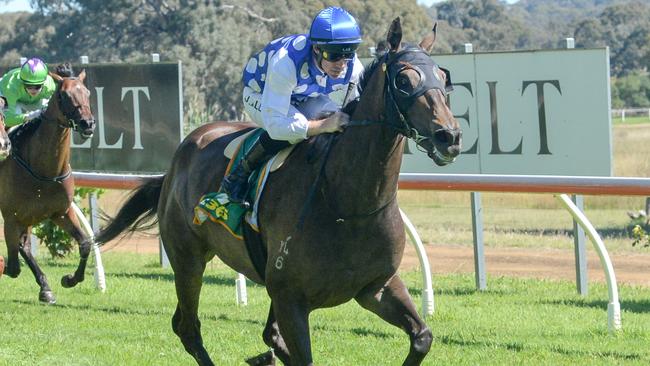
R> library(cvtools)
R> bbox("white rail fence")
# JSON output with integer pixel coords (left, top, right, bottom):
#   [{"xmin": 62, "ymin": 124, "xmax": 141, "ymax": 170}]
[
  {"xmin": 73, "ymin": 172, "xmax": 650, "ymax": 332},
  {"xmin": 612, "ymin": 108, "xmax": 650, "ymax": 121}
]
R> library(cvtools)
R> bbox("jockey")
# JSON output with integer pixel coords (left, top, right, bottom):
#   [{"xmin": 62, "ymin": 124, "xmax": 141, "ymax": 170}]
[
  {"xmin": 222, "ymin": 6, "xmax": 364, "ymax": 204},
  {"xmin": 0, "ymin": 57, "xmax": 56, "ymax": 127}
]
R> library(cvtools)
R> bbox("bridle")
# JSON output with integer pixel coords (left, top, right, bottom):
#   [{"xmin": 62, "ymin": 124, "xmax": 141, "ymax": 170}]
[
  {"xmin": 349, "ymin": 47, "xmax": 454, "ymax": 156},
  {"xmin": 57, "ymin": 77, "xmax": 87, "ymax": 132},
  {"xmin": 298, "ymin": 47, "xmax": 457, "ymax": 226},
  {"xmin": 9, "ymin": 78, "xmax": 88, "ymax": 184}
]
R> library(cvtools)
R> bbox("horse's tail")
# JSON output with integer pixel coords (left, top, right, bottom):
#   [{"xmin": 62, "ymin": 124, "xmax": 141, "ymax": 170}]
[{"xmin": 95, "ymin": 176, "xmax": 164, "ymax": 245}]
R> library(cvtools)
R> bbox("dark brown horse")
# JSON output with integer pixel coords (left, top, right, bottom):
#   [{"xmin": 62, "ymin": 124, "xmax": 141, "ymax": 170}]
[
  {"xmin": 0, "ymin": 66, "xmax": 96, "ymax": 304},
  {"xmin": 97, "ymin": 18, "xmax": 461, "ymax": 365}
]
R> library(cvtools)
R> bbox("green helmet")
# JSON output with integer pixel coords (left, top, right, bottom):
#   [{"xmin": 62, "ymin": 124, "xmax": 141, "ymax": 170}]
[{"xmin": 19, "ymin": 58, "xmax": 48, "ymax": 85}]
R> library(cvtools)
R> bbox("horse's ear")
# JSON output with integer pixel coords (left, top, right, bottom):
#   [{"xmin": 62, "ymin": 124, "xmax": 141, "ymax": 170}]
[
  {"xmin": 419, "ymin": 23, "xmax": 437, "ymax": 53},
  {"xmin": 48, "ymin": 71, "xmax": 63, "ymax": 83},
  {"xmin": 78, "ymin": 69, "xmax": 86, "ymax": 82},
  {"xmin": 387, "ymin": 17, "xmax": 402, "ymax": 52}
]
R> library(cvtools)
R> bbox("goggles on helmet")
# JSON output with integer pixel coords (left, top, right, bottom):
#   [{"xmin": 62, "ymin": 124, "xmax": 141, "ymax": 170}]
[
  {"xmin": 25, "ymin": 85, "xmax": 43, "ymax": 92},
  {"xmin": 317, "ymin": 43, "xmax": 358, "ymax": 62}
]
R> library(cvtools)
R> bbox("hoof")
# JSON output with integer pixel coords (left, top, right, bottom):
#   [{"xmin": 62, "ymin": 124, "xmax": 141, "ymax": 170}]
[
  {"xmin": 61, "ymin": 274, "xmax": 79, "ymax": 288},
  {"xmin": 39, "ymin": 290, "xmax": 56, "ymax": 304},
  {"xmin": 5, "ymin": 259, "xmax": 20, "ymax": 278},
  {"xmin": 245, "ymin": 350, "xmax": 275, "ymax": 366}
]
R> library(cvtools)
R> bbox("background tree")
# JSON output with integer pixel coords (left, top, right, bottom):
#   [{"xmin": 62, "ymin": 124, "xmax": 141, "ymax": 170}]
[
  {"xmin": 573, "ymin": 2, "xmax": 650, "ymax": 76},
  {"xmin": 2, "ymin": 0, "xmax": 649, "ymax": 119},
  {"xmin": 433, "ymin": 0, "xmax": 531, "ymax": 52}
]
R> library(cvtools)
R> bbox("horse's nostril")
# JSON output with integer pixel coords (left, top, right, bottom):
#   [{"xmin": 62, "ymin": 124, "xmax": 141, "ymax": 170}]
[
  {"xmin": 434, "ymin": 130, "xmax": 455, "ymax": 146},
  {"xmin": 81, "ymin": 119, "xmax": 96, "ymax": 131},
  {"xmin": 452, "ymin": 129, "xmax": 462, "ymax": 145}
]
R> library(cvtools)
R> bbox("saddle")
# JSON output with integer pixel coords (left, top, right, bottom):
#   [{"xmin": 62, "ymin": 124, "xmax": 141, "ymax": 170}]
[
  {"xmin": 223, "ymin": 129, "xmax": 296, "ymax": 172},
  {"xmin": 193, "ymin": 128, "xmax": 295, "ymax": 239},
  {"xmin": 193, "ymin": 128, "xmax": 333, "ymax": 280}
]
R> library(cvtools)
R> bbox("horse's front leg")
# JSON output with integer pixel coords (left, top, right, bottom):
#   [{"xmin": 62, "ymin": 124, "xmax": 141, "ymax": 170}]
[
  {"xmin": 355, "ymin": 274, "xmax": 432, "ymax": 365},
  {"xmin": 2, "ymin": 216, "xmax": 23, "ymax": 278},
  {"xmin": 17, "ymin": 227, "xmax": 57, "ymax": 304},
  {"xmin": 51, "ymin": 208, "xmax": 92, "ymax": 288}
]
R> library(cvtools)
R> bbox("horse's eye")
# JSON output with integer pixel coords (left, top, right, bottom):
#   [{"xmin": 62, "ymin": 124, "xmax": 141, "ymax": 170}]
[{"xmin": 395, "ymin": 72, "xmax": 416, "ymax": 95}]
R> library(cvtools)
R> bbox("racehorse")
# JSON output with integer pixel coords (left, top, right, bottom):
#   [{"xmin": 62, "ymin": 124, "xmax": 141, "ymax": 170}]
[
  {"xmin": 0, "ymin": 65, "xmax": 96, "ymax": 304},
  {"xmin": 0, "ymin": 112, "xmax": 8, "ymax": 277},
  {"xmin": 97, "ymin": 18, "xmax": 461, "ymax": 365},
  {"xmin": 0, "ymin": 111, "xmax": 10, "ymax": 160}
]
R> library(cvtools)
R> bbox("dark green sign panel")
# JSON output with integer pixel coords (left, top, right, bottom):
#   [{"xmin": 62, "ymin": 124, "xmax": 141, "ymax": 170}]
[
  {"xmin": 1, "ymin": 62, "xmax": 183, "ymax": 173},
  {"xmin": 68, "ymin": 62, "xmax": 183, "ymax": 173}
]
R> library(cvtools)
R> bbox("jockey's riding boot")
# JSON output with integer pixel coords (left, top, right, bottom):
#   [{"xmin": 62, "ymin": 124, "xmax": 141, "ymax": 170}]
[{"xmin": 221, "ymin": 139, "xmax": 272, "ymax": 205}]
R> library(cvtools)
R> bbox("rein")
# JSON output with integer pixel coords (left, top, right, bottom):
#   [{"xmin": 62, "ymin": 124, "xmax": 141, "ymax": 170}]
[
  {"xmin": 10, "ymin": 151, "xmax": 72, "ymax": 183},
  {"xmin": 7, "ymin": 84, "xmax": 80, "ymax": 184},
  {"xmin": 360, "ymin": 51, "xmax": 437, "ymax": 141},
  {"xmin": 295, "ymin": 48, "xmax": 447, "ymax": 228},
  {"xmin": 326, "ymin": 189, "xmax": 397, "ymax": 222}
]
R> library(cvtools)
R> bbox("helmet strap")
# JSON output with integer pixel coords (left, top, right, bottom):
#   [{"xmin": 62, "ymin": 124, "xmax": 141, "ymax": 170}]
[{"xmin": 312, "ymin": 46, "xmax": 326, "ymax": 71}]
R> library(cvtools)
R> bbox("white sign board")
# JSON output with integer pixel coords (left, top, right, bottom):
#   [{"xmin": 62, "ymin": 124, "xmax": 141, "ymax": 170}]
[{"xmin": 400, "ymin": 48, "xmax": 612, "ymax": 176}]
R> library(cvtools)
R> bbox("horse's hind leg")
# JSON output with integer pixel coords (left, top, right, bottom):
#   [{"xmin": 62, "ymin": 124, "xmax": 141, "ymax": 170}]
[
  {"xmin": 51, "ymin": 209, "xmax": 92, "ymax": 288},
  {"xmin": 17, "ymin": 227, "xmax": 56, "ymax": 304},
  {"xmin": 355, "ymin": 274, "xmax": 432, "ymax": 366},
  {"xmin": 269, "ymin": 295, "xmax": 313, "ymax": 365},
  {"xmin": 168, "ymin": 243, "xmax": 213, "ymax": 366},
  {"xmin": 246, "ymin": 303, "xmax": 290, "ymax": 366}
]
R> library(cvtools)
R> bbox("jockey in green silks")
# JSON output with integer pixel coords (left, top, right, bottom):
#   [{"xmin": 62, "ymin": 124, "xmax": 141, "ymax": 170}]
[{"xmin": 0, "ymin": 57, "xmax": 56, "ymax": 127}]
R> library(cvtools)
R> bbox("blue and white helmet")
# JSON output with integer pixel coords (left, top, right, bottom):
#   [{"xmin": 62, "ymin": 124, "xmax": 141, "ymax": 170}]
[{"xmin": 309, "ymin": 7, "xmax": 362, "ymax": 55}]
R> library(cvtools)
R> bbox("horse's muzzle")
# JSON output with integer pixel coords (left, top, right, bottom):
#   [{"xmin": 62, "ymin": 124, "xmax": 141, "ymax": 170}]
[
  {"xmin": 78, "ymin": 118, "xmax": 96, "ymax": 139},
  {"xmin": 428, "ymin": 128, "xmax": 462, "ymax": 166}
]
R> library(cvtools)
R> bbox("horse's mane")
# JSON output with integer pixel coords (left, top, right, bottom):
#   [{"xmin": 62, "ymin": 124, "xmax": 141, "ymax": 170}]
[
  {"xmin": 342, "ymin": 58, "xmax": 380, "ymax": 116},
  {"xmin": 343, "ymin": 42, "xmax": 421, "ymax": 116},
  {"xmin": 8, "ymin": 117, "xmax": 43, "ymax": 150},
  {"xmin": 55, "ymin": 62, "xmax": 75, "ymax": 77}
]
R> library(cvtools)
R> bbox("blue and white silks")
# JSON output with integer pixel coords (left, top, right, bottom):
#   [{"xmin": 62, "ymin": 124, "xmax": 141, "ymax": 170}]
[{"xmin": 241, "ymin": 34, "xmax": 363, "ymax": 143}]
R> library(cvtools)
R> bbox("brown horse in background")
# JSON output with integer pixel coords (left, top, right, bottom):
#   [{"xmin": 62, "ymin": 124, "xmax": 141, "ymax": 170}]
[
  {"xmin": 97, "ymin": 18, "xmax": 461, "ymax": 365},
  {"xmin": 0, "ymin": 112, "xmax": 9, "ymax": 277},
  {"xmin": 0, "ymin": 67, "xmax": 96, "ymax": 304},
  {"xmin": 0, "ymin": 111, "xmax": 10, "ymax": 160}
]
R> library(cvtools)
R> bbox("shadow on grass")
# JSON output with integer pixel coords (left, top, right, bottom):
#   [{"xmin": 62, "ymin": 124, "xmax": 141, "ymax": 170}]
[
  {"xmin": 543, "ymin": 298, "xmax": 650, "ymax": 314},
  {"xmin": 312, "ymin": 323, "xmax": 394, "ymax": 339},
  {"xmin": 432, "ymin": 287, "xmax": 516, "ymax": 297},
  {"xmin": 10, "ymin": 298, "xmax": 264, "ymax": 326},
  {"xmin": 491, "ymin": 225, "xmax": 635, "ymax": 240},
  {"xmin": 438, "ymin": 335, "xmax": 641, "ymax": 360},
  {"xmin": 8, "ymin": 298, "xmax": 396, "ymax": 340},
  {"xmin": 10, "ymin": 299, "xmax": 172, "ymax": 317},
  {"xmin": 105, "ymin": 272, "xmax": 264, "ymax": 288}
]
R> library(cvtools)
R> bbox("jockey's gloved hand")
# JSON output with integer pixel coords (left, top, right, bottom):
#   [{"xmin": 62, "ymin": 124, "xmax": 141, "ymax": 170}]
[{"xmin": 24, "ymin": 108, "xmax": 45, "ymax": 122}]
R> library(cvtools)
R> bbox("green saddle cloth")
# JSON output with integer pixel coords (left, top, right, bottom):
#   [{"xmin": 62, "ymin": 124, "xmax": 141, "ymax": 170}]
[{"xmin": 193, "ymin": 129, "xmax": 266, "ymax": 239}]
